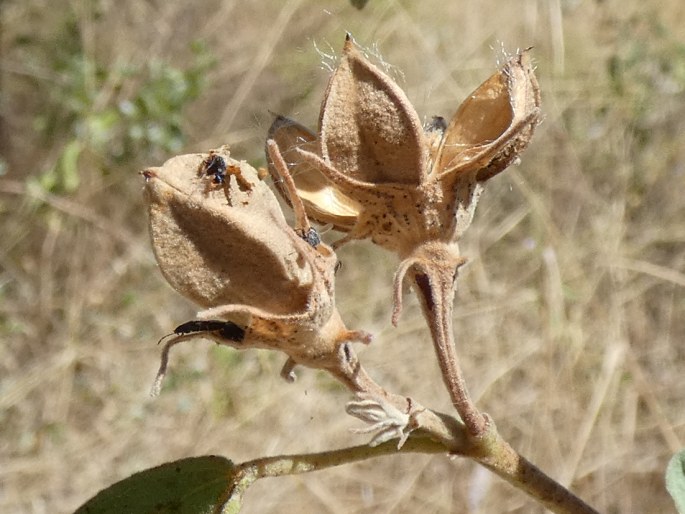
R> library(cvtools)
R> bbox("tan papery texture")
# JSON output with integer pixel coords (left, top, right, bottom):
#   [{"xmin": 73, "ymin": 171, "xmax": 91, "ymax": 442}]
[
  {"xmin": 144, "ymin": 146, "xmax": 377, "ymax": 391},
  {"xmin": 267, "ymin": 37, "xmax": 541, "ymax": 250},
  {"xmin": 144, "ymin": 147, "xmax": 315, "ymax": 316},
  {"xmin": 266, "ymin": 36, "xmax": 541, "ymax": 435},
  {"xmin": 267, "ymin": 116, "xmax": 360, "ymax": 232},
  {"xmin": 318, "ymin": 38, "xmax": 428, "ymax": 184}
]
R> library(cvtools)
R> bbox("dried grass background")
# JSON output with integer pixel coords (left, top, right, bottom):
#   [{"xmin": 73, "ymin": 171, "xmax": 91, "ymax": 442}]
[{"xmin": 2, "ymin": 0, "xmax": 685, "ymax": 512}]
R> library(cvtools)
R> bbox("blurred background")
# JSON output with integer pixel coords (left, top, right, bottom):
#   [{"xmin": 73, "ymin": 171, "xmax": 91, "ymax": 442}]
[{"xmin": 1, "ymin": 0, "xmax": 684, "ymax": 512}]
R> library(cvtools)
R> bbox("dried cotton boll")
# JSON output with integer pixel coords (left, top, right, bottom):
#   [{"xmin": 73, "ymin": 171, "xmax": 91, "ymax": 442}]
[
  {"xmin": 266, "ymin": 36, "xmax": 541, "ymax": 323},
  {"xmin": 267, "ymin": 36, "xmax": 541, "ymax": 258},
  {"xmin": 142, "ymin": 146, "xmax": 372, "ymax": 394},
  {"xmin": 143, "ymin": 147, "xmax": 319, "ymax": 317},
  {"xmin": 266, "ymin": 35, "xmax": 542, "ymax": 435}
]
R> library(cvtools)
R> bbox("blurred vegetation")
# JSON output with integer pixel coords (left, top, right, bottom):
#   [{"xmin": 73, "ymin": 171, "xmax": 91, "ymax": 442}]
[
  {"xmin": 1, "ymin": 0, "xmax": 684, "ymax": 513},
  {"xmin": 34, "ymin": 43, "xmax": 213, "ymax": 193},
  {"xmin": 22, "ymin": 7, "xmax": 214, "ymax": 193}
]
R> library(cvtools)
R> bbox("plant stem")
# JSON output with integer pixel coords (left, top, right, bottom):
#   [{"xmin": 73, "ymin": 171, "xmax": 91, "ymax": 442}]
[
  {"xmin": 235, "ymin": 437, "xmax": 445, "ymax": 481},
  {"xmin": 324, "ymin": 345, "xmax": 599, "ymax": 513},
  {"xmin": 472, "ymin": 424, "xmax": 601, "ymax": 514},
  {"xmin": 412, "ymin": 267, "xmax": 487, "ymax": 436},
  {"xmin": 232, "ymin": 435, "xmax": 599, "ymax": 514}
]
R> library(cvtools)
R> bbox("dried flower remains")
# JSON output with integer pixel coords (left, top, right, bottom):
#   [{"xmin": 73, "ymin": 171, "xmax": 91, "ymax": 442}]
[
  {"xmin": 142, "ymin": 145, "xmax": 371, "ymax": 395},
  {"xmin": 267, "ymin": 36, "xmax": 541, "ymax": 435}
]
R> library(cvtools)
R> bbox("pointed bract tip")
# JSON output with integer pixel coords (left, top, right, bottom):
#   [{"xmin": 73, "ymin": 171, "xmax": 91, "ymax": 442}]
[
  {"xmin": 343, "ymin": 33, "xmax": 357, "ymax": 54},
  {"xmin": 267, "ymin": 114, "xmax": 295, "ymax": 138},
  {"xmin": 516, "ymin": 48, "xmax": 533, "ymax": 66},
  {"xmin": 354, "ymin": 330, "xmax": 373, "ymax": 345},
  {"xmin": 141, "ymin": 169, "xmax": 157, "ymax": 181}
]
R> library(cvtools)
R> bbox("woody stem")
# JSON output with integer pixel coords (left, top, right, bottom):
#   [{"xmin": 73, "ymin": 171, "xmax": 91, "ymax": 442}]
[{"xmin": 319, "ymin": 329, "xmax": 599, "ymax": 513}]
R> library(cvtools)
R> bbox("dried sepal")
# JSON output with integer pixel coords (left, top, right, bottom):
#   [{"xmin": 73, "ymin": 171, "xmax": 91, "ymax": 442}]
[
  {"xmin": 433, "ymin": 50, "xmax": 541, "ymax": 182},
  {"xmin": 142, "ymin": 146, "xmax": 371, "ymax": 392},
  {"xmin": 318, "ymin": 35, "xmax": 428, "ymax": 185},
  {"xmin": 268, "ymin": 116, "xmax": 361, "ymax": 232},
  {"xmin": 346, "ymin": 393, "xmax": 420, "ymax": 449}
]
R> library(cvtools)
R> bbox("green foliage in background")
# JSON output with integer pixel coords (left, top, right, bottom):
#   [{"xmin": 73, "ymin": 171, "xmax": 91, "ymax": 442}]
[
  {"xmin": 21, "ymin": 3, "xmax": 214, "ymax": 194},
  {"xmin": 607, "ymin": 15, "xmax": 685, "ymax": 117},
  {"xmin": 667, "ymin": 450, "xmax": 685, "ymax": 513}
]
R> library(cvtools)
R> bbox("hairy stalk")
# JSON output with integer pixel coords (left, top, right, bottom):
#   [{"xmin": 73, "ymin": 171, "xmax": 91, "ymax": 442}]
[
  {"xmin": 411, "ymin": 265, "xmax": 487, "ymax": 436},
  {"xmin": 234, "ymin": 438, "xmax": 445, "ymax": 481},
  {"xmin": 231, "ymin": 427, "xmax": 599, "ymax": 514}
]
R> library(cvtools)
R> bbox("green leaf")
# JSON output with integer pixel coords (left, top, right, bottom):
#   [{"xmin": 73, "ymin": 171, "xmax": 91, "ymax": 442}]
[
  {"xmin": 74, "ymin": 455, "xmax": 245, "ymax": 514},
  {"xmin": 666, "ymin": 449, "xmax": 685, "ymax": 513}
]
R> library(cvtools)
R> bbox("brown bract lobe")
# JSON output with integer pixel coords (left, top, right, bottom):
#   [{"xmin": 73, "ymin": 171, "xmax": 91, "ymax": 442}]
[
  {"xmin": 267, "ymin": 36, "xmax": 541, "ymax": 323},
  {"xmin": 142, "ymin": 146, "xmax": 369, "ymax": 382},
  {"xmin": 144, "ymin": 146, "xmax": 316, "ymax": 316}
]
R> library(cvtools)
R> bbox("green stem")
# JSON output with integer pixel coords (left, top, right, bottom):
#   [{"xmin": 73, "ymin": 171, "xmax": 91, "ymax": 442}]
[
  {"xmin": 235, "ymin": 437, "xmax": 445, "ymax": 481},
  {"xmin": 232, "ymin": 434, "xmax": 599, "ymax": 514}
]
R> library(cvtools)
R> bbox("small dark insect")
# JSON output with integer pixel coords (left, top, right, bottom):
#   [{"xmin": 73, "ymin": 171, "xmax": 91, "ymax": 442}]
[
  {"xmin": 426, "ymin": 115, "xmax": 447, "ymax": 133},
  {"xmin": 200, "ymin": 154, "xmax": 227, "ymax": 184},
  {"xmin": 173, "ymin": 319, "xmax": 246, "ymax": 342},
  {"xmin": 300, "ymin": 227, "xmax": 321, "ymax": 248},
  {"xmin": 350, "ymin": 0, "xmax": 370, "ymax": 9}
]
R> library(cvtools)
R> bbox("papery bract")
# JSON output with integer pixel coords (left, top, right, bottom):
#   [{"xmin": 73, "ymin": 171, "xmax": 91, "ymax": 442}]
[
  {"xmin": 268, "ymin": 36, "xmax": 541, "ymax": 258},
  {"xmin": 267, "ymin": 37, "xmax": 540, "ymax": 322}
]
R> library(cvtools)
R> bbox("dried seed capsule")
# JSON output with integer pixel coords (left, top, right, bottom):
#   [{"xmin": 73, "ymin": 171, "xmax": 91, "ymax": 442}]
[
  {"xmin": 267, "ymin": 37, "xmax": 541, "ymax": 254},
  {"xmin": 143, "ymin": 147, "xmax": 316, "ymax": 315},
  {"xmin": 143, "ymin": 146, "xmax": 372, "ymax": 393},
  {"xmin": 265, "ymin": 37, "xmax": 541, "ymax": 435}
]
